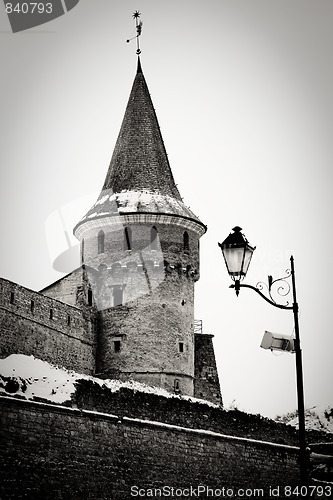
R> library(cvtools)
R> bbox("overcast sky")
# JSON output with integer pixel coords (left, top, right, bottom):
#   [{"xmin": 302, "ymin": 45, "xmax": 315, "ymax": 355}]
[{"xmin": 1, "ymin": 0, "xmax": 332, "ymax": 418}]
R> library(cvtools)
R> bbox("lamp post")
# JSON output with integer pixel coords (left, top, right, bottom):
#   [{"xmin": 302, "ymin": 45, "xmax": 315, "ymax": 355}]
[{"xmin": 218, "ymin": 226, "xmax": 308, "ymax": 487}]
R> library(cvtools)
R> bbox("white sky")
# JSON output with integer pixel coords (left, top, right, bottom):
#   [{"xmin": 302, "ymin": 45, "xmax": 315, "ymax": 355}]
[{"xmin": 0, "ymin": 0, "xmax": 332, "ymax": 418}]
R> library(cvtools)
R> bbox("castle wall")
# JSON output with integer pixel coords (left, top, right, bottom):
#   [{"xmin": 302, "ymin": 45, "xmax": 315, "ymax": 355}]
[
  {"xmin": 41, "ymin": 267, "xmax": 86, "ymax": 307},
  {"xmin": 72, "ymin": 379, "xmax": 304, "ymax": 445},
  {"xmin": 0, "ymin": 278, "xmax": 96, "ymax": 375},
  {"xmin": 194, "ymin": 333, "xmax": 223, "ymax": 405},
  {"xmin": 0, "ymin": 395, "xmax": 301, "ymax": 499}
]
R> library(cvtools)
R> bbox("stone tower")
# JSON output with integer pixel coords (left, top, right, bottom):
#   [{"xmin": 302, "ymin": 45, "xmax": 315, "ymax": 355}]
[{"xmin": 73, "ymin": 58, "xmax": 207, "ymax": 397}]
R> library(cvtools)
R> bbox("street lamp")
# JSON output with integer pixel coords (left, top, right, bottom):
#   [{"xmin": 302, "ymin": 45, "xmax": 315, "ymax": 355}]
[
  {"xmin": 218, "ymin": 226, "xmax": 308, "ymax": 487},
  {"xmin": 218, "ymin": 226, "xmax": 256, "ymax": 295}
]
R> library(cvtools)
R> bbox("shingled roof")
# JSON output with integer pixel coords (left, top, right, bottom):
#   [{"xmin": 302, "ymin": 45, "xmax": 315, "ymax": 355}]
[{"xmin": 74, "ymin": 58, "xmax": 206, "ymax": 234}]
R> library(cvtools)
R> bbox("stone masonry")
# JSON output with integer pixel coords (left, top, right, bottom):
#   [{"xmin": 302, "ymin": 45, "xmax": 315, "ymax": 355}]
[{"xmin": 0, "ymin": 56, "xmax": 222, "ymax": 405}]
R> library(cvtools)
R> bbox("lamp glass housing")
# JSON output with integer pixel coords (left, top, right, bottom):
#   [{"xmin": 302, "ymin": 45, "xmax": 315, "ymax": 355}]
[{"xmin": 219, "ymin": 226, "xmax": 255, "ymax": 281}]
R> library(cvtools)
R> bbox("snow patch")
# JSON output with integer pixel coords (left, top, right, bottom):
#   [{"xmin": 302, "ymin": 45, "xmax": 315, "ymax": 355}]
[
  {"xmin": 0, "ymin": 354, "xmax": 218, "ymax": 408},
  {"xmin": 276, "ymin": 406, "xmax": 333, "ymax": 434},
  {"xmin": 0, "ymin": 354, "xmax": 78, "ymax": 403},
  {"xmin": 82, "ymin": 189, "xmax": 199, "ymax": 221}
]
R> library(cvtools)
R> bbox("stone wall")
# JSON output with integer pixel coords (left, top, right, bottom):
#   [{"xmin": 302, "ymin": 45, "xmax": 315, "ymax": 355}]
[
  {"xmin": 41, "ymin": 267, "xmax": 87, "ymax": 307},
  {"xmin": 71, "ymin": 379, "xmax": 310, "ymax": 447},
  {"xmin": 0, "ymin": 395, "xmax": 301, "ymax": 499},
  {"xmin": 75, "ymin": 221, "xmax": 202, "ymax": 398},
  {"xmin": 95, "ymin": 268, "xmax": 196, "ymax": 396},
  {"xmin": 38, "ymin": 220, "xmax": 206, "ymax": 399},
  {"xmin": 0, "ymin": 277, "xmax": 96, "ymax": 375},
  {"xmin": 194, "ymin": 333, "xmax": 222, "ymax": 405}
]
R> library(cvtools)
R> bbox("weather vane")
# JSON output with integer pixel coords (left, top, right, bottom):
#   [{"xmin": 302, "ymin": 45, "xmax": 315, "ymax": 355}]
[{"xmin": 126, "ymin": 11, "xmax": 143, "ymax": 55}]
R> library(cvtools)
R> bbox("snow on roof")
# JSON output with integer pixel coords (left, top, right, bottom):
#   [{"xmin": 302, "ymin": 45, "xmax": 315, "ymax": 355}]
[
  {"xmin": 0, "ymin": 354, "xmax": 218, "ymax": 407},
  {"xmin": 80, "ymin": 189, "xmax": 202, "ymax": 223}
]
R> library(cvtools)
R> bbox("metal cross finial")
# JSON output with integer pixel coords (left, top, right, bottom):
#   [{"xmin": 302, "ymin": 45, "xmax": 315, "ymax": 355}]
[{"xmin": 126, "ymin": 11, "xmax": 143, "ymax": 55}]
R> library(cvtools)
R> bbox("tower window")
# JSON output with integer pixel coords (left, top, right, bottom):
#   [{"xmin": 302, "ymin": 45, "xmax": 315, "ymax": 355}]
[
  {"xmin": 30, "ymin": 300, "xmax": 35, "ymax": 313},
  {"xmin": 49, "ymin": 308, "xmax": 53, "ymax": 320},
  {"xmin": 81, "ymin": 238, "xmax": 85, "ymax": 263},
  {"xmin": 179, "ymin": 342, "xmax": 184, "ymax": 353},
  {"xmin": 10, "ymin": 292, "xmax": 14, "ymax": 304},
  {"xmin": 124, "ymin": 227, "xmax": 132, "ymax": 250},
  {"xmin": 150, "ymin": 226, "xmax": 158, "ymax": 251},
  {"xmin": 174, "ymin": 379, "xmax": 180, "ymax": 393},
  {"xmin": 67, "ymin": 315, "xmax": 71, "ymax": 326},
  {"xmin": 88, "ymin": 288, "xmax": 93, "ymax": 306},
  {"xmin": 183, "ymin": 231, "xmax": 189, "ymax": 252},
  {"xmin": 113, "ymin": 286, "xmax": 123, "ymax": 307},
  {"xmin": 114, "ymin": 340, "xmax": 121, "ymax": 353},
  {"xmin": 97, "ymin": 230, "xmax": 105, "ymax": 254}
]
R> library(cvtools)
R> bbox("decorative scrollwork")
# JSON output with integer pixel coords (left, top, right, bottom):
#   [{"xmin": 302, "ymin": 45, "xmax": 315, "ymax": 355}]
[{"xmin": 256, "ymin": 268, "xmax": 292, "ymax": 307}]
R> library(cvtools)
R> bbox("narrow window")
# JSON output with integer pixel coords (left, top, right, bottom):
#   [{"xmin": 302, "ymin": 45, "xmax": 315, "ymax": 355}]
[
  {"xmin": 67, "ymin": 315, "xmax": 71, "ymax": 326},
  {"xmin": 30, "ymin": 300, "xmax": 35, "ymax": 313},
  {"xmin": 88, "ymin": 289, "xmax": 93, "ymax": 306},
  {"xmin": 113, "ymin": 286, "xmax": 123, "ymax": 307},
  {"xmin": 97, "ymin": 230, "xmax": 105, "ymax": 254},
  {"xmin": 183, "ymin": 231, "xmax": 189, "ymax": 251},
  {"xmin": 114, "ymin": 340, "xmax": 121, "ymax": 353},
  {"xmin": 124, "ymin": 227, "xmax": 132, "ymax": 250},
  {"xmin": 150, "ymin": 226, "xmax": 158, "ymax": 251},
  {"xmin": 81, "ymin": 238, "xmax": 85, "ymax": 263},
  {"xmin": 174, "ymin": 379, "xmax": 180, "ymax": 393},
  {"xmin": 10, "ymin": 292, "xmax": 14, "ymax": 304},
  {"xmin": 179, "ymin": 342, "xmax": 184, "ymax": 353},
  {"xmin": 50, "ymin": 308, "xmax": 53, "ymax": 320}
]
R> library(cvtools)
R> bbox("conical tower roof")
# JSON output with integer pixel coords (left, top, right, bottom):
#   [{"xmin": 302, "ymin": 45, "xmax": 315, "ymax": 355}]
[
  {"xmin": 103, "ymin": 57, "xmax": 181, "ymax": 198},
  {"xmin": 74, "ymin": 58, "xmax": 206, "ymax": 237}
]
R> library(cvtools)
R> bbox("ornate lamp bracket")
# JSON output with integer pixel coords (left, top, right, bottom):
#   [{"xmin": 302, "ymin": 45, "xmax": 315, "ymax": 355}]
[{"xmin": 231, "ymin": 269, "xmax": 294, "ymax": 310}]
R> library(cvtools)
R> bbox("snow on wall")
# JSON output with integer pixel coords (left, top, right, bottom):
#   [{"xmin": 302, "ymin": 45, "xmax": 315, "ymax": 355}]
[{"xmin": 0, "ymin": 354, "xmax": 218, "ymax": 407}]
